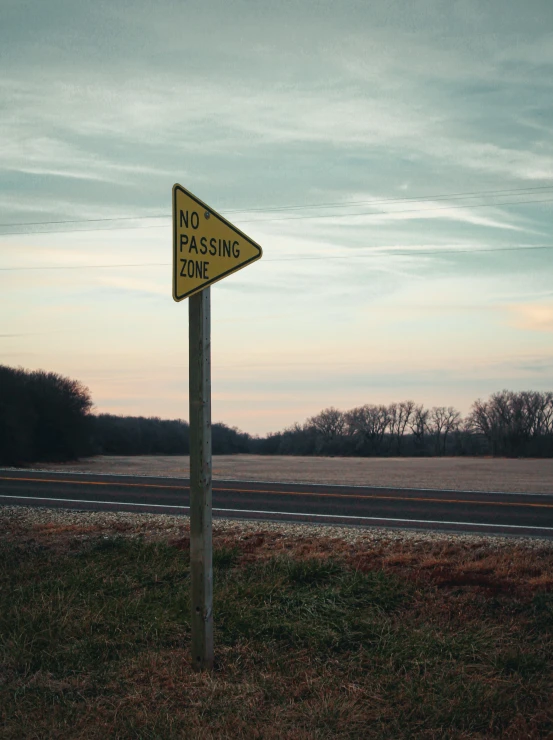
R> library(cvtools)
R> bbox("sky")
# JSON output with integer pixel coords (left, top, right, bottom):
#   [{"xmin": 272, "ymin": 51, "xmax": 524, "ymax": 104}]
[{"xmin": 1, "ymin": 0, "xmax": 553, "ymax": 435}]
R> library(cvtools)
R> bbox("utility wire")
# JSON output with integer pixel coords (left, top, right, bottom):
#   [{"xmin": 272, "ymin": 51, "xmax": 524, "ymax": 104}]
[
  {"xmin": 0, "ymin": 262, "xmax": 169, "ymax": 271},
  {"xmin": 1, "ymin": 194, "xmax": 553, "ymax": 237},
  {"xmin": 243, "ymin": 196, "xmax": 553, "ymax": 224},
  {"xmin": 1, "ymin": 244, "xmax": 552, "ymax": 271},
  {"xmin": 267, "ymin": 244, "xmax": 553, "ymax": 262},
  {"xmin": 1, "ymin": 183, "xmax": 552, "ymax": 230},
  {"xmin": 224, "ymin": 184, "xmax": 553, "ymax": 214}
]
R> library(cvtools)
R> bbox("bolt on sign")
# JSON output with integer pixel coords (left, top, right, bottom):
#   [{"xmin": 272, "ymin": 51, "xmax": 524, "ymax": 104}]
[{"xmin": 172, "ymin": 184, "xmax": 263, "ymax": 301}]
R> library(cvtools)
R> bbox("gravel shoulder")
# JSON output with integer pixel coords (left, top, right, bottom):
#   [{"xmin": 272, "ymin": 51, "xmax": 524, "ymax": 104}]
[{"xmin": 3, "ymin": 504, "xmax": 553, "ymax": 553}]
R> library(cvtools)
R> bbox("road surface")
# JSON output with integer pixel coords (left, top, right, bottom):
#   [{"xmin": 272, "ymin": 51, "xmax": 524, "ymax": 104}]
[{"xmin": 1, "ymin": 469, "xmax": 553, "ymax": 539}]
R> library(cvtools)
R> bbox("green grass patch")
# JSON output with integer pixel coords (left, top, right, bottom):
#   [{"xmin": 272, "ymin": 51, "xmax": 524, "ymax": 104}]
[{"xmin": 1, "ymin": 537, "xmax": 552, "ymax": 738}]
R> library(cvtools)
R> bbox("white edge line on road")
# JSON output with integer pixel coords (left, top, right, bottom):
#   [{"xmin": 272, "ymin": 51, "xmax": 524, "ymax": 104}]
[
  {"xmin": 0, "ymin": 468, "xmax": 551, "ymax": 497},
  {"xmin": 1, "ymin": 494, "xmax": 553, "ymax": 531}
]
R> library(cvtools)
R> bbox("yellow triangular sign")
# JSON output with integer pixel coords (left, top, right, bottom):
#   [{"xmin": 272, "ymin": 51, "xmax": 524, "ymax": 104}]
[{"xmin": 172, "ymin": 184, "xmax": 263, "ymax": 301}]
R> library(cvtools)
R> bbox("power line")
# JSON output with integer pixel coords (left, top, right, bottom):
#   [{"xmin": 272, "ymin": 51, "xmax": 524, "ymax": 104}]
[
  {"xmin": 244, "ymin": 196, "xmax": 553, "ymax": 224},
  {"xmin": 267, "ymin": 244, "xmax": 553, "ymax": 262},
  {"xmin": 224, "ymin": 184, "xmax": 553, "ymax": 214},
  {"xmin": 1, "ymin": 183, "xmax": 552, "ymax": 231},
  {"xmin": 0, "ymin": 214, "xmax": 169, "ymax": 228},
  {"xmin": 1, "ymin": 244, "xmax": 552, "ymax": 271},
  {"xmin": 1, "ymin": 194, "xmax": 553, "ymax": 237},
  {"xmin": 0, "ymin": 223, "xmax": 168, "ymax": 237},
  {"xmin": 0, "ymin": 262, "xmax": 168, "ymax": 271}
]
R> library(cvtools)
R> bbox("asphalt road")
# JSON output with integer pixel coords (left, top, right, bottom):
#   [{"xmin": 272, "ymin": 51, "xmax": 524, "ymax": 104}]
[{"xmin": 1, "ymin": 469, "xmax": 553, "ymax": 539}]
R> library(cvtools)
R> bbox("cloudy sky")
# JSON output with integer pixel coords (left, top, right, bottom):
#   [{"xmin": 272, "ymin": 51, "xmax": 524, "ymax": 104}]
[{"xmin": 1, "ymin": 0, "xmax": 553, "ymax": 434}]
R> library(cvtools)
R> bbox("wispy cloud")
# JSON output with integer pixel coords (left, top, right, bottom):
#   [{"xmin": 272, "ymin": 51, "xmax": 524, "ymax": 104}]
[
  {"xmin": 1, "ymin": 1, "xmax": 553, "ymax": 432},
  {"xmin": 508, "ymin": 302, "xmax": 553, "ymax": 332}
]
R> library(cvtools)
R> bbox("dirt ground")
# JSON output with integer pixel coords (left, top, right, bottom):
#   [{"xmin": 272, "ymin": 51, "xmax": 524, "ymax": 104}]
[{"xmin": 23, "ymin": 454, "xmax": 553, "ymax": 493}]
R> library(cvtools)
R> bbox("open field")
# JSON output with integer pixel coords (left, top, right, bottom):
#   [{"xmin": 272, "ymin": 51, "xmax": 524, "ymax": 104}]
[
  {"xmin": 1, "ymin": 506, "xmax": 553, "ymax": 738},
  {"xmin": 22, "ymin": 454, "xmax": 553, "ymax": 493}
]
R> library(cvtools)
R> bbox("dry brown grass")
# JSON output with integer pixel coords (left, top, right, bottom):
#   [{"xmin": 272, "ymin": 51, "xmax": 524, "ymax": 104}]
[
  {"xmin": 22, "ymin": 453, "xmax": 553, "ymax": 493},
  {"xmin": 2, "ymin": 508, "xmax": 553, "ymax": 738}
]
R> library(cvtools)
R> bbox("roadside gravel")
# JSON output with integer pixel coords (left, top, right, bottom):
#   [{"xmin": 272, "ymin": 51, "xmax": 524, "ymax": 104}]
[{"xmin": 2, "ymin": 504, "xmax": 553, "ymax": 551}]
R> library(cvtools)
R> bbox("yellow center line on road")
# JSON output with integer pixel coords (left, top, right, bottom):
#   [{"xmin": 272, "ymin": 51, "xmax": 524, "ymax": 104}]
[{"xmin": 1, "ymin": 475, "xmax": 553, "ymax": 509}]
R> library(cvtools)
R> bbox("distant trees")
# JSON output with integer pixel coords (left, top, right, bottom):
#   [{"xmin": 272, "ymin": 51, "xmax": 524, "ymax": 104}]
[
  {"xmin": 429, "ymin": 406, "xmax": 461, "ymax": 456},
  {"xmin": 389, "ymin": 401, "xmax": 416, "ymax": 455},
  {"xmin": 303, "ymin": 401, "xmax": 463, "ymax": 457},
  {"xmin": 0, "ymin": 365, "xmax": 93, "ymax": 465},
  {"xmin": 2, "ymin": 363, "xmax": 552, "ymax": 462},
  {"xmin": 252, "ymin": 401, "xmax": 465, "ymax": 457},
  {"xmin": 409, "ymin": 404, "xmax": 430, "ymax": 452},
  {"xmin": 307, "ymin": 407, "xmax": 346, "ymax": 442},
  {"xmin": 0, "ymin": 366, "xmax": 34, "ymax": 464},
  {"xmin": 345, "ymin": 404, "xmax": 389, "ymax": 454},
  {"xmin": 0, "ymin": 365, "xmax": 251, "ymax": 465},
  {"xmin": 467, "ymin": 390, "xmax": 553, "ymax": 457},
  {"xmin": 92, "ymin": 415, "xmax": 189, "ymax": 455},
  {"xmin": 255, "ymin": 392, "xmax": 553, "ymax": 458},
  {"xmin": 92, "ymin": 416, "xmax": 251, "ymax": 456},
  {"xmin": 270, "ymin": 423, "xmax": 319, "ymax": 456},
  {"xmin": 212, "ymin": 423, "xmax": 251, "ymax": 454}
]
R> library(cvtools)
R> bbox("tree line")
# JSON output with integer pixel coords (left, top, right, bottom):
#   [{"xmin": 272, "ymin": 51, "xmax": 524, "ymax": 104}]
[
  {"xmin": 0, "ymin": 365, "xmax": 248, "ymax": 465},
  {"xmin": 1, "ymin": 364, "xmax": 552, "ymax": 464},
  {"xmin": 0, "ymin": 365, "xmax": 93, "ymax": 465},
  {"xmin": 252, "ymin": 392, "xmax": 553, "ymax": 458},
  {"xmin": 93, "ymin": 414, "xmax": 250, "ymax": 456}
]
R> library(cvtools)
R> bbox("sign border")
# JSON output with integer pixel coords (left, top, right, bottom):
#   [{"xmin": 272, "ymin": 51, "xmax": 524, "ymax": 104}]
[{"xmin": 172, "ymin": 183, "xmax": 263, "ymax": 302}]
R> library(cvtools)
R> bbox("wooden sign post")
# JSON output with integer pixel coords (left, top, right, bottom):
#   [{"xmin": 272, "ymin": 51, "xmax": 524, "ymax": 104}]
[
  {"xmin": 188, "ymin": 288, "xmax": 213, "ymax": 670},
  {"xmin": 172, "ymin": 183, "xmax": 262, "ymax": 671}
]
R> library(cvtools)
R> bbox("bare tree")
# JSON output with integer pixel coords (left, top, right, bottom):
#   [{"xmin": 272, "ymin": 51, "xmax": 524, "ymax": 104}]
[
  {"xmin": 443, "ymin": 407, "xmax": 462, "ymax": 453},
  {"xmin": 408, "ymin": 404, "xmax": 429, "ymax": 451},
  {"xmin": 467, "ymin": 397, "xmax": 497, "ymax": 452},
  {"xmin": 389, "ymin": 400, "xmax": 416, "ymax": 455},
  {"xmin": 345, "ymin": 404, "xmax": 390, "ymax": 454},
  {"xmin": 468, "ymin": 390, "xmax": 553, "ymax": 456},
  {"xmin": 429, "ymin": 406, "xmax": 461, "ymax": 455},
  {"xmin": 522, "ymin": 391, "xmax": 552, "ymax": 438},
  {"xmin": 307, "ymin": 407, "xmax": 346, "ymax": 441},
  {"xmin": 387, "ymin": 403, "xmax": 397, "ymax": 429},
  {"xmin": 543, "ymin": 392, "xmax": 553, "ymax": 436}
]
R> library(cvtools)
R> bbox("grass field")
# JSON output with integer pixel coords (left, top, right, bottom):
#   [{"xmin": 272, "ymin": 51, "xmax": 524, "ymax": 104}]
[
  {"xmin": 1, "ymin": 509, "xmax": 553, "ymax": 738},
  {"xmin": 24, "ymin": 453, "xmax": 553, "ymax": 493}
]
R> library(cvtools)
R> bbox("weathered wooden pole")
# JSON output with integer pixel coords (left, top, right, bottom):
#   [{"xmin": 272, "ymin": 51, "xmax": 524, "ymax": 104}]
[{"xmin": 188, "ymin": 286, "xmax": 213, "ymax": 670}]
